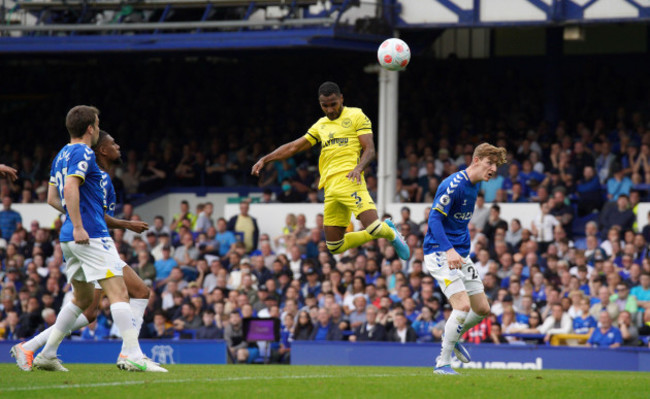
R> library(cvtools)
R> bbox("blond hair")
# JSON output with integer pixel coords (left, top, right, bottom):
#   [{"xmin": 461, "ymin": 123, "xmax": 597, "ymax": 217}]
[{"xmin": 473, "ymin": 143, "xmax": 507, "ymax": 166}]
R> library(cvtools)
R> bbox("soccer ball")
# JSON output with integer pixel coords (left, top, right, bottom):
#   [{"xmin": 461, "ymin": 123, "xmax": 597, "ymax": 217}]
[{"xmin": 377, "ymin": 38, "xmax": 411, "ymax": 71}]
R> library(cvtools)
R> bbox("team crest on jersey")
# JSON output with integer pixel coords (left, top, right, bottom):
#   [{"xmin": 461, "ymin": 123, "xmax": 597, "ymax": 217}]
[
  {"xmin": 440, "ymin": 194, "xmax": 450, "ymax": 205},
  {"xmin": 342, "ymin": 118, "xmax": 352, "ymax": 128}
]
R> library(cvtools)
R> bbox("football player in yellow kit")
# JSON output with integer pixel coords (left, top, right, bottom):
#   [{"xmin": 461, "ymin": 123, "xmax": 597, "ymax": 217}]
[{"xmin": 252, "ymin": 81, "xmax": 409, "ymax": 260}]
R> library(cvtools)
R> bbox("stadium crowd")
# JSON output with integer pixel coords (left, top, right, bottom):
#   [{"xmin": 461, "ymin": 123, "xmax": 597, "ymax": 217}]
[{"xmin": 2, "ymin": 56, "xmax": 650, "ymax": 362}]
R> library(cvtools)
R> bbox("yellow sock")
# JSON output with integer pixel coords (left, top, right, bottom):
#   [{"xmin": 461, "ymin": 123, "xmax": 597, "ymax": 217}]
[
  {"xmin": 366, "ymin": 220, "xmax": 396, "ymax": 241},
  {"xmin": 327, "ymin": 231, "xmax": 374, "ymax": 254}
]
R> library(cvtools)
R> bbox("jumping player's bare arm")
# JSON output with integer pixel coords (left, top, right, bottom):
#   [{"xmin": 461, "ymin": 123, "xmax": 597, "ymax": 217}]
[
  {"xmin": 0, "ymin": 164, "xmax": 18, "ymax": 181},
  {"xmin": 251, "ymin": 137, "xmax": 313, "ymax": 176},
  {"xmin": 48, "ymin": 184, "xmax": 148, "ymax": 233},
  {"xmin": 347, "ymin": 134, "xmax": 375, "ymax": 185},
  {"xmin": 105, "ymin": 215, "xmax": 149, "ymax": 233}
]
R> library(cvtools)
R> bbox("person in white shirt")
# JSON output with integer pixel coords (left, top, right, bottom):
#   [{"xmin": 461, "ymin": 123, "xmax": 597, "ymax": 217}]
[
  {"xmin": 539, "ymin": 302, "xmax": 572, "ymax": 343},
  {"xmin": 531, "ymin": 200, "xmax": 560, "ymax": 252}
]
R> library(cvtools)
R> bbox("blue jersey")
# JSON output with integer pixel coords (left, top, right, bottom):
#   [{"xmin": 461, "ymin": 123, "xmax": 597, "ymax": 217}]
[
  {"xmin": 573, "ymin": 315, "xmax": 597, "ymax": 334},
  {"xmin": 100, "ymin": 170, "xmax": 116, "ymax": 217},
  {"xmin": 423, "ymin": 170, "xmax": 478, "ymax": 257},
  {"xmin": 49, "ymin": 143, "xmax": 109, "ymax": 242}
]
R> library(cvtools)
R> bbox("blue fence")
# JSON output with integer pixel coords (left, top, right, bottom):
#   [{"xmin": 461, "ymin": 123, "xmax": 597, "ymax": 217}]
[
  {"xmin": 3, "ymin": 340, "xmax": 649, "ymax": 371},
  {"xmin": 291, "ymin": 342, "xmax": 650, "ymax": 372},
  {"xmin": 0, "ymin": 340, "xmax": 227, "ymax": 365}
]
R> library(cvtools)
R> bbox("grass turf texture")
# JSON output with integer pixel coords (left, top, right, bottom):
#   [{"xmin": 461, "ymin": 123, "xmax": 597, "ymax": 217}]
[{"xmin": 0, "ymin": 365, "xmax": 646, "ymax": 399}]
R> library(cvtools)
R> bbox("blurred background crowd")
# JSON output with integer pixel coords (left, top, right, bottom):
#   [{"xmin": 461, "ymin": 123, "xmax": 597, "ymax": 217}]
[{"xmin": 2, "ymin": 53, "xmax": 650, "ymax": 362}]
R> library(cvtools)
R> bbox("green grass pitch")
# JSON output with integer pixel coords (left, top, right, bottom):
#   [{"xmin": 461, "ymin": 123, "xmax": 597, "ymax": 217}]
[{"xmin": 0, "ymin": 364, "xmax": 646, "ymax": 399}]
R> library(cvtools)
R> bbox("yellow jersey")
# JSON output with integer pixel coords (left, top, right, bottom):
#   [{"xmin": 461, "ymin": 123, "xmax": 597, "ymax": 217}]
[{"xmin": 304, "ymin": 106, "xmax": 372, "ymax": 189}]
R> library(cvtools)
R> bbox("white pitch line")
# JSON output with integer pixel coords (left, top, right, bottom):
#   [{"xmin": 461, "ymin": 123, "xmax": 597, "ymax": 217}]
[{"xmin": 2, "ymin": 372, "xmax": 421, "ymax": 392}]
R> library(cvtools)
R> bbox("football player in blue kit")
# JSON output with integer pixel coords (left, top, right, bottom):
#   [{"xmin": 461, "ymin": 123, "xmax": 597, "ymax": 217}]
[
  {"xmin": 14, "ymin": 106, "xmax": 159, "ymax": 372},
  {"xmin": 424, "ymin": 143, "xmax": 507, "ymax": 375},
  {"xmin": 12, "ymin": 130, "xmax": 165, "ymax": 372}
]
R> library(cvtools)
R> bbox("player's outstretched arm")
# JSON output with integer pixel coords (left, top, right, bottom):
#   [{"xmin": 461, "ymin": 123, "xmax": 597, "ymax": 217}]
[
  {"xmin": 251, "ymin": 137, "xmax": 312, "ymax": 176},
  {"xmin": 63, "ymin": 176, "xmax": 89, "ymax": 244},
  {"xmin": 47, "ymin": 184, "xmax": 66, "ymax": 214},
  {"xmin": 347, "ymin": 134, "xmax": 375, "ymax": 184},
  {"xmin": 104, "ymin": 214, "xmax": 149, "ymax": 233},
  {"xmin": 0, "ymin": 164, "xmax": 18, "ymax": 181}
]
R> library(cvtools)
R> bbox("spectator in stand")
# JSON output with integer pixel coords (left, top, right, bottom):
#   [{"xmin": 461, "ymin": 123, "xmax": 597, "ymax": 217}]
[
  {"xmin": 607, "ymin": 163, "xmax": 633, "ymax": 201},
  {"xmin": 293, "ymin": 310, "xmax": 314, "ymax": 341},
  {"xmin": 349, "ymin": 305, "xmax": 387, "ymax": 342},
  {"xmin": 595, "ymin": 141, "xmax": 616, "ymax": 184},
  {"xmin": 599, "ymin": 195, "xmax": 635, "ymax": 238},
  {"xmin": 502, "ymin": 163, "xmax": 524, "ymax": 198},
  {"xmin": 572, "ymin": 141, "xmax": 595, "ymax": 182},
  {"xmin": 573, "ymin": 297, "xmax": 597, "ymax": 335},
  {"xmin": 610, "ymin": 283, "xmax": 638, "ymax": 318},
  {"xmin": 587, "ymin": 311, "xmax": 622, "ymax": 348},
  {"xmin": 195, "ymin": 202, "xmax": 214, "ymax": 233},
  {"xmin": 278, "ymin": 178, "xmax": 305, "ymax": 203},
  {"xmin": 387, "ymin": 311, "xmax": 417, "ymax": 343},
  {"xmin": 227, "ymin": 200, "xmax": 259, "ymax": 253},
  {"xmin": 146, "ymin": 311, "xmax": 175, "ymax": 339},
  {"xmin": 482, "ymin": 205, "xmax": 507, "ymax": 242},
  {"xmin": 590, "ymin": 286, "xmax": 620, "ymax": 322},
  {"xmin": 196, "ymin": 308, "xmax": 224, "ymax": 339},
  {"xmin": 485, "ymin": 322, "xmax": 509, "ymax": 344},
  {"xmin": 154, "ymin": 245, "xmax": 179, "ymax": 283},
  {"xmin": 550, "ymin": 189, "xmax": 574, "ymax": 237},
  {"xmin": 0, "ymin": 196, "xmax": 22, "ymax": 241},
  {"xmin": 224, "ymin": 310, "xmax": 258, "ymax": 363},
  {"xmin": 617, "ymin": 310, "xmax": 639, "ymax": 346},
  {"xmin": 630, "ymin": 272, "xmax": 650, "ymax": 313},
  {"xmin": 576, "ymin": 166, "xmax": 603, "ymax": 216},
  {"xmin": 148, "ymin": 216, "xmax": 172, "ymax": 237},
  {"xmin": 539, "ymin": 302, "xmax": 572, "ymax": 342},
  {"xmin": 531, "ymin": 200, "xmax": 560, "ymax": 253},
  {"xmin": 309, "ymin": 307, "xmax": 342, "ymax": 341},
  {"xmin": 470, "ymin": 193, "xmax": 489, "ymax": 231},
  {"xmin": 214, "ymin": 218, "xmax": 237, "ymax": 258},
  {"xmin": 574, "ymin": 221, "xmax": 600, "ymax": 250},
  {"xmin": 411, "ymin": 306, "xmax": 436, "ymax": 342},
  {"xmin": 170, "ymin": 200, "xmax": 197, "ymax": 232}
]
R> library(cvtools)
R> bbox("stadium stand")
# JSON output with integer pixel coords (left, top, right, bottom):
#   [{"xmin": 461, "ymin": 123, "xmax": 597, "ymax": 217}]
[{"xmin": 3, "ymin": 4, "xmax": 650, "ymax": 364}]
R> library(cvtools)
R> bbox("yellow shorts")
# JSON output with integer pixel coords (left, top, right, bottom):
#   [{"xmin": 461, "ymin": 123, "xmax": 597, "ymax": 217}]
[{"xmin": 323, "ymin": 172, "xmax": 376, "ymax": 227}]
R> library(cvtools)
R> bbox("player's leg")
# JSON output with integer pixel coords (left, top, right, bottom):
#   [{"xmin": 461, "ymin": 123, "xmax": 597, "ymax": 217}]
[
  {"xmin": 459, "ymin": 257, "xmax": 491, "ymax": 334},
  {"xmin": 424, "ymin": 251, "xmax": 467, "ymax": 374},
  {"xmin": 324, "ymin": 187, "xmax": 355, "ymax": 253},
  {"xmin": 98, "ymin": 276, "xmax": 143, "ymax": 358},
  {"xmin": 358, "ymin": 209, "xmax": 409, "ymax": 260},
  {"xmin": 437, "ymin": 289, "xmax": 470, "ymax": 369},
  {"xmin": 324, "ymin": 175, "xmax": 408, "ymax": 258},
  {"xmin": 21, "ymin": 289, "xmax": 100, "ymax": 355},
  {"xmin": 34, "ymin": 279, "xmax": 95, "ymax": 371},
  {"xmin": 123, "ymin": 265, "xmax": 150, "ymax": 334}
]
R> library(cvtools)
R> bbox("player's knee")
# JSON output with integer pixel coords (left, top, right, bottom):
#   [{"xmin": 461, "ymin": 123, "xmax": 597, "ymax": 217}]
[
  {"xmin": 129, "ymin": 284, "xmax": 150, "ymax": 300},
  {"xmin": 73, "ymin": 296, "xmax": 94, "ymax": 310},
  {"xmin": 83, "ymin": 309, "xmax": 98, "ymax": 324},
  {"xmin": 476, "ymin": 303, "xmax": 491, "ymax": 317},
  {"xmin": 326, "ymin": 240, "xmax": 345, "ymax": 254},
  {"xmin": 456, "ymin": 303, "xmax": 471, "ymax": 313}
]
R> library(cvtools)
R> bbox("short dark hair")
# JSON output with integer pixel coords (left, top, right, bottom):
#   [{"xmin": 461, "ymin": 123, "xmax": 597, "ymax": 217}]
[
  {"xmin": 66, "ymin": 105, "xmax": 99, "ymax": 138},
  {"xmin": 93, "ymin": 130, "xmax": 110, "ymax": 151},
  {"xmin": 318, "ymin": 81, "xmax": 341, "ymax": 97}
]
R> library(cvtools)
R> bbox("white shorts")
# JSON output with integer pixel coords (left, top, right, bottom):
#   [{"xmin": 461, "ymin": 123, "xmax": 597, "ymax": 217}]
[
  {"xmin": 424, "ymin": 252, "xmax": 484, "ymax": 298},
  {"xmin": 61, "ymin": 238, "xmax": 126, "ymax": 284}
]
